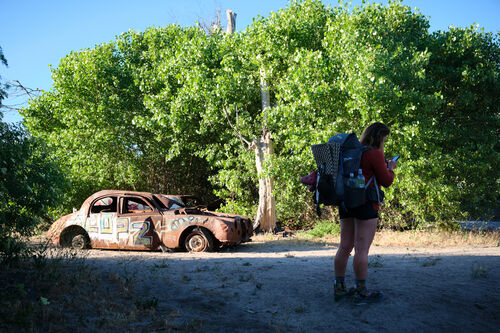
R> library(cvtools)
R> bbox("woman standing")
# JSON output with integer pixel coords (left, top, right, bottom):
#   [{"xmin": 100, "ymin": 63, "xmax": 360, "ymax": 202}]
[{"xmin": 333, "ymin": 122, "xmax": 397, "ymax": 304}]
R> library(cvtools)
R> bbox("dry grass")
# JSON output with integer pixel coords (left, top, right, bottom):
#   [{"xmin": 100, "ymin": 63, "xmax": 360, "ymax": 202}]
[
  {"xmin": 0, "ymin": 240, "xmax": 170, "ymax": 333},
  {"xmin": 371, "ymin": 229, "xmax": 500, "ymax": 247},
  {"xmin": 0, "ymin": 245, "xmax": 92, "ymax": 332},
  {"xmin": 251, "ymin": 233, "xmax": 336, "ymax": 248},
  {"xmin": 254, "ymin": 228, "xmax": 500, "ymax": 248}
]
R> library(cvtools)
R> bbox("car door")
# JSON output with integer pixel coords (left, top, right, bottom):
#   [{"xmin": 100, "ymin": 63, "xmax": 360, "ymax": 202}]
[
  {"xmin": 86, "ymin": 195, "xmax": 119, "ymax": 248},
  {"xmin": 117, "ymin": 195, "xmax": 162, "ymax": 250}
]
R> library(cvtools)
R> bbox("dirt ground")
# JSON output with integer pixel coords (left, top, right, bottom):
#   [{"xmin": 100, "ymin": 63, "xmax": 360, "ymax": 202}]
[{"xmin": 73, "ymin": 235, "xmax": 500, "ymax": 332}]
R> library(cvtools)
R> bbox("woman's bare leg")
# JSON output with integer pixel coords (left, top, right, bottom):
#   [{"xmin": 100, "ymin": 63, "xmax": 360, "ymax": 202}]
[
  {"xmin": 334, "ymin": 218, "xmax": 355, "ymax": 277},
  {"xmin": 353, "ymin": 218, "xmax": 378, "ymax": 280}
]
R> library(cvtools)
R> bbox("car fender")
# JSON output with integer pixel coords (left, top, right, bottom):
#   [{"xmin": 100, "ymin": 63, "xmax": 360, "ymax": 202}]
[{"xmin": 47, "ymin": 212, "xmax": 79, "ymax": 246}]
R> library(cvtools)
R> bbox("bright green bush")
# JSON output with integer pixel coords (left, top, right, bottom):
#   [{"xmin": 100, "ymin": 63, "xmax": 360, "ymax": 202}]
[{"xmin": 305, "ymin": 220, "xmax": 341, "ymax": 237}]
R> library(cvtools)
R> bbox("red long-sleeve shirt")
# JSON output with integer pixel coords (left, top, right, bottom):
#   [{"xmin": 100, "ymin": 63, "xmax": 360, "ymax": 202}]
[{"xmin": 360, "ymin": 149, "xmax": 394, "ymax": 210}]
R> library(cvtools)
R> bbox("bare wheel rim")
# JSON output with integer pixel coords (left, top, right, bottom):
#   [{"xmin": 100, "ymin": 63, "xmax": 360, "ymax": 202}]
[
  {"xmin": 187, "ymin": 234, "xmax": 206, "ymax": 252},
  {"xmin": 72, "ymin": 234, "xmax": 87, "ymax": 249}
]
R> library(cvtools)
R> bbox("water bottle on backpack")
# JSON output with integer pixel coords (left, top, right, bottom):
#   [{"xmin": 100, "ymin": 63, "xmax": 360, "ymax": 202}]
[
  {"xmin": 344, "ymin": 169, "xmax": 366, "ymax": 208},
  {"xmin": 356, "ymin": 169, "xmax": 365, "ymax": 188},
  {"xmin": 347, "ymin": 172, "xmax": 356, "ymax": 189}
]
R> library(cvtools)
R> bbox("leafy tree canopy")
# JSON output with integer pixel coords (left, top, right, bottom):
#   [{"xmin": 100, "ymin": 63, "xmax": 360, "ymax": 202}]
[{"xmin": 21, "ymin": 0, "xmax": 500, "ymax": 227}]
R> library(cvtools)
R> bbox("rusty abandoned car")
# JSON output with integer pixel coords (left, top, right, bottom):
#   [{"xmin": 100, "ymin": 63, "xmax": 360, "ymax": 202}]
[{"xmin": 48, "ymin": 190, "xmax": 252, "ymax": 252}]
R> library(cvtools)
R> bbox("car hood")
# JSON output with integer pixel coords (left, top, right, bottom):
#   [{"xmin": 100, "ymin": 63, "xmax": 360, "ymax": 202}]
[{"xmin": 169, "ymin": 207, "xmax": 249, "ymax": 221}]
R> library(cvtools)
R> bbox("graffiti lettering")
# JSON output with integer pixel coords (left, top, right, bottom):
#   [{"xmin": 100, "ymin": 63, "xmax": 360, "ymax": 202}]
[
  {"xmin": 100, "ymin": 213, "xmax": 113, "ymax": 234},
  {"xmin": 116, "ymin": 218, "xmax": 129, "ymax": 233},
  {"xmin": 116, "ymin": 217, "xmax": 129, "ymax": 240},
  {"xmin": 87, "ymin": 215, "xmax": 99, "ymax": 233},
  {"xmin": 131, "ymin": 221, "xmax": 152, "ymax": 246},
  {"xmin": 168, "ymin": 216, "xmax": 205, "ymax": 231}
]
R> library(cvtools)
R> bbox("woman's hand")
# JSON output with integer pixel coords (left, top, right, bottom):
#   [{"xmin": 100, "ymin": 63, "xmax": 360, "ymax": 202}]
[{"xmin": 387, "ymin": 160, "xmax": 397, "ymax": 171}]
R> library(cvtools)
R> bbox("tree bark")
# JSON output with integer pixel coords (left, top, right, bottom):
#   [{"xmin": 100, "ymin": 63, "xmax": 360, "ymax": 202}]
[
  {"xmin": 253, "ymin": 131, "xmax": 277, "ymax": 232},
  {"xmin": 226, "ymin": 10, "xmax": 237, "ymax": 34},
  {"xmin": 252, "ymin": 66, "xmax": 277, "ymax": 232}
]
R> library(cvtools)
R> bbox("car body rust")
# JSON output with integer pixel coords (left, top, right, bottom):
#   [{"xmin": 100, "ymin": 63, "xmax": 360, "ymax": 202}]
[{"xmin": 48, "ymin": 190, "xmax": 252, "ymax": 252}]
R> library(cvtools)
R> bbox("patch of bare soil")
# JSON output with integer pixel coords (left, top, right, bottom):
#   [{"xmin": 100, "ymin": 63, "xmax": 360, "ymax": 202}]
[
  {"xmin": 73, "ymin": 236, "xmax": 500, "ymax": 332},
  {"xmin": 3, "ymin": 234, "xmax": 499, "ymax": 332}
]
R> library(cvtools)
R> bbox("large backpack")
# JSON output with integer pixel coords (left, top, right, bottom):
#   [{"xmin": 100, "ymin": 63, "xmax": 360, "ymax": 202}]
[{"xmin": 311, "ymin": 133, "xmax": 372, "ymax": 215}]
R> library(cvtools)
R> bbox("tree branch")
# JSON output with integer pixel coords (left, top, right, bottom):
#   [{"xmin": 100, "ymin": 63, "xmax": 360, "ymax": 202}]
[
  {"xmin": 12, "ymin": 80, "xmax": 37, "ymax": 100},
  {"xmin": 222, "ymin": 105, "xmax": 254, "ymax": 149}
]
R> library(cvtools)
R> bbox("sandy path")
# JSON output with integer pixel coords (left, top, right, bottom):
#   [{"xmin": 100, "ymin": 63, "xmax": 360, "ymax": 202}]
[{"xmin": 82, "ymin": 239, "xmax": 499, "ymax": 332}]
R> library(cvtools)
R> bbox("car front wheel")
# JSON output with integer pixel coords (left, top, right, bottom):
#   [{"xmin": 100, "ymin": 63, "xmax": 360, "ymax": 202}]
[{"xmin": 184, "ymin": 228, "xmax": 214, "ymax": 252}]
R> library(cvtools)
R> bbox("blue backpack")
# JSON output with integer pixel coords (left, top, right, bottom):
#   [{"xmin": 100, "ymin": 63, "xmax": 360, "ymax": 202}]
[{"xmin": 311, "ymin": 133, "xmax": 375, "ymax": 216}]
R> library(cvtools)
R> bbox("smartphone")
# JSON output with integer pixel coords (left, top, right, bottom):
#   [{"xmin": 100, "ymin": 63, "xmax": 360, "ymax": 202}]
[{"xmin": 392, "ymin": 155, "xmax": 400, "ymax": 162}]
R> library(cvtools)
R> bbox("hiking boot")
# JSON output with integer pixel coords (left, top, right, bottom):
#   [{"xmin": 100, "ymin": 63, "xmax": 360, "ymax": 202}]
[
  {"xmin": 353, "ymin": 288, "xmax": 383, "ymax": 305},
  {"xmin": 334, "ymin": 285, "xmax": 355, "ymax": 302}
]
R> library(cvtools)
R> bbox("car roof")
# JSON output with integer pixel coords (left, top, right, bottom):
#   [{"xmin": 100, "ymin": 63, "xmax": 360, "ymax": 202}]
[
  {"xmin": 81, "ymin": 190, "xmax": 153, "ymax": 208},
  {"xmin": 80, "ymin": 190, "xmax": 190, "ymax": 210}
]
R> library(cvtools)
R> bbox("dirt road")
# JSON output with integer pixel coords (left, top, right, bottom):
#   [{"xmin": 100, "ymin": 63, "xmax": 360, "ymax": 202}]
[{"xmin": 75, "ymin": 237, "xmax": 500, "ymax": 332}]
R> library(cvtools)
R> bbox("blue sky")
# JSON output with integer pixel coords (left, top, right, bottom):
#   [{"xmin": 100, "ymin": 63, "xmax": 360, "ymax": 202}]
[{"xmin": 1, "ymin": 0, "xmax": 499, "ymax": 123}]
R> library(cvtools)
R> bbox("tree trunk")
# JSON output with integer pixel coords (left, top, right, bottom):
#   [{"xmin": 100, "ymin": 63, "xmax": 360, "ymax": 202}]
[
  {"xmin": 226, "ymin": 10, "xmax": 237, "ymax": 34},
  {"xmin": 253, "ymin": 131, "xmax": 277, "ymax": 232},
  {"xmin": 253, "ymin": 66, "xmax": 277, "ymax": 232}
]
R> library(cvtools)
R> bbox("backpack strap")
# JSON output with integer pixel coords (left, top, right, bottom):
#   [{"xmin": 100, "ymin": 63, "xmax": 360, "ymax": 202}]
[
  {"xmin": 338, "ymin": 150, "xmax": 350, "ymax": 212},
  {"xmin": 339, "ymin": 150, "xmax": 344, "ymax": 177},
  {"xmin": 365, "ymin": 175, "xmax": 374, "ymax": 187},
  {"xmin": 315, "ymin": 164, "xmax": 324, "ymax": 216},
  {"xmin": 373, "ymin": 177, "xmax": 381, "ymax": 204},
  {"xmin": 365, "ymin": 175, "xmax": 383, "ymax": 204}
]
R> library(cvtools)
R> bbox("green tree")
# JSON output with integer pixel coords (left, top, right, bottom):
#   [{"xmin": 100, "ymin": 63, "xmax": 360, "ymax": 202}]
[
  {"xmin": 212, "ymin": 0, "xmax": 499, "ymax": 226},
  {"xmin": 21, "ymin": 1, "xmax": 499, "ymax": 228},
  {"xmin": 322, "ymin": 2, "xmax": 499, "ymax": 225},
  {"xmin": 23, "ymin": 28, "xmax": 217, "ymax": 211},
  {"xmin": 0, "ymin": 123, "xmax": 67, "ymax": 260},
  {"xmin": 1, "ymin": 46, "xmax": 67, "ymax": 260},
  {"xmin": 323, "ymin": 1, "xmax": 441, "ymax": 226},
  {"xmin": 424, "ymin": 27, "xmax": 500, "ymax": 219},
  {"xmin": 198, "ymin": 0, "xmax": 336, "ymax": 225}
]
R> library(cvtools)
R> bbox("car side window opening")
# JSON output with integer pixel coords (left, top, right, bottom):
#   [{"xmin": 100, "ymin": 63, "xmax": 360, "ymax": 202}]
[
  {"xmin": 90, "ymin": 196, "xmax": 118, "ymax": 214},
  {"xmin": 123, "ymin": 197, "xmax": 153, "ymax": 214}
]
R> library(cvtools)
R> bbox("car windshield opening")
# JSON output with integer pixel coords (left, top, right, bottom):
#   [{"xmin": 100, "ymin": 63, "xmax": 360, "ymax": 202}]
[{"xmin": 166, "ymin": 196, "xmax": 185, "ymax": 209}]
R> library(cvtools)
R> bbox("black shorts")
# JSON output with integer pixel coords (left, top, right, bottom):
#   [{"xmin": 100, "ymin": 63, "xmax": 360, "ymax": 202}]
[{"xmin": 338, "ymin": 201, "xmax": 379, "ymax": 220}]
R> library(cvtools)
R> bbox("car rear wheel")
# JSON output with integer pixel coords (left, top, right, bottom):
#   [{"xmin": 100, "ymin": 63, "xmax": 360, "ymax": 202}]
[
  {"xmin": 71, "ymin": 233, "xmax": 90, "ymax": 250},
  {"xmin": 184, "ymin": 228, "xmax": 214, "ymax": 252}
]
